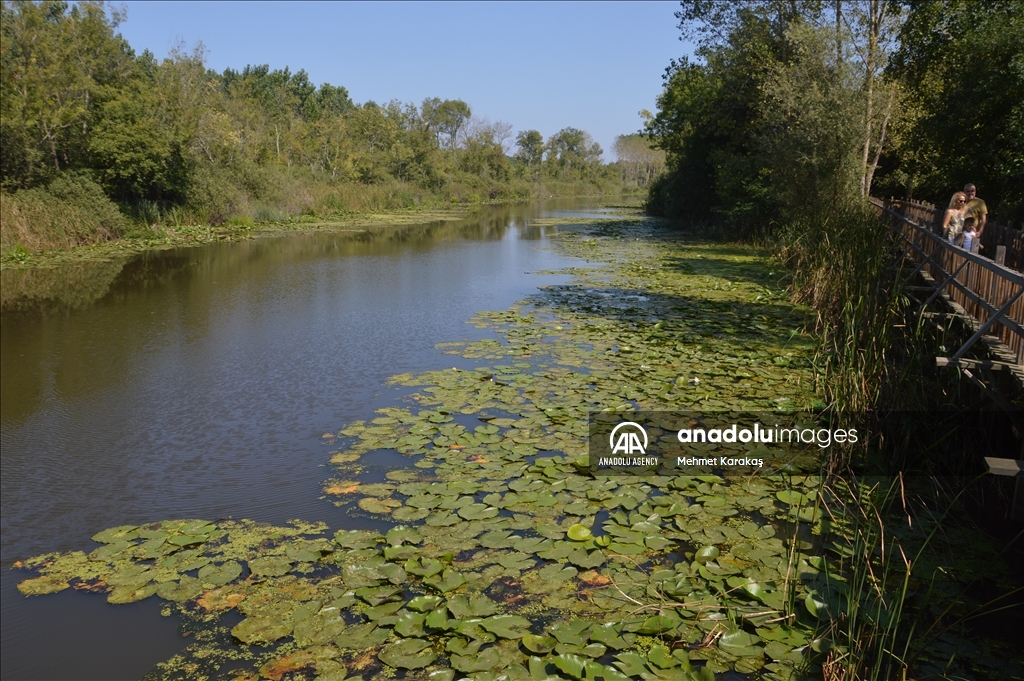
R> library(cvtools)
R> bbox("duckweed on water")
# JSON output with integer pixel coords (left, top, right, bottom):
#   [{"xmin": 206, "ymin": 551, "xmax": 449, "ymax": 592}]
[{"xmin": 14, "ymin": 215, "xmax": 1019, "ymax": 680}]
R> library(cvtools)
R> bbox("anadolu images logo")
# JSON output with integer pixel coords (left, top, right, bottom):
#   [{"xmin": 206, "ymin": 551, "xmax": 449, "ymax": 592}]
[{"xmin": 609, "ymin": 422, "xmax": 648, "ymax": 455}]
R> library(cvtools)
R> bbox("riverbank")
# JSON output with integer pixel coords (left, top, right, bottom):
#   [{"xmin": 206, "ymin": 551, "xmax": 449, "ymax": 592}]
[{"xmin": 0, "ymin": 193, "xmax": 638, "ymax": 271}]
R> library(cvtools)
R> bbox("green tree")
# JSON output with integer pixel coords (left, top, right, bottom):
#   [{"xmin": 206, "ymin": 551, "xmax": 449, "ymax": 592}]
[
  {"xmin": 884, "ymin": 0, "xmax": 1024, "ymax": 218},
  {"xmin": 545, "ymin": 127, "xmax": 602, "ymax": 179}
]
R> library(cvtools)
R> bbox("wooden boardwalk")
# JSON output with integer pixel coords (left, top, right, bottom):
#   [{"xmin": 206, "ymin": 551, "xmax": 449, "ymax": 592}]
[
  {"xmin": 872, "ymin": 197, "xmax": 1024, "ymax": 372},
  {"xmin": 873, "ymin": 198, "xmax": 1024, "ymax": 518}
]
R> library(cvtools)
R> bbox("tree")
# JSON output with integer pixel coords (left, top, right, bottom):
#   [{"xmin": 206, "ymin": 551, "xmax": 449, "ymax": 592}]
[
  {"xmin": 545, "ymin": 127, "xmax": 602, "ymax": 179},
  {"xmin": 0, "ymin": 0, "xmax": 134, "ymax": 185},
  {"xmin": 884, "ymin": 0, "xmax": 1023, "ymax": 219},
  {"xmin": 613, "ymin": 134, "xmax": 665, "ymax": 188},
  {"xmin": 514, "ymin": 130, "xmax": 544, "ymax": 168}
]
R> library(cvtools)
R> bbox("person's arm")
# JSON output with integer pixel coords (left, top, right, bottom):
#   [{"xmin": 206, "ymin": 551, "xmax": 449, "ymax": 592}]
[
  {"xmin": 977, "ymin": 212, "xmax": 987, "ymax": 237},
  {"xmin": 942, "ymin": 209, "xmax": 953, "ymax": 233}
]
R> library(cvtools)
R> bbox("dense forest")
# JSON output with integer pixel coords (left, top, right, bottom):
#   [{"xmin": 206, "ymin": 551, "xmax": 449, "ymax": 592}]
[
  {"xmin": 645, "ymin": 0, "xmax": 1023, "ymax": 227},
  {"xmin": 0, "ymin": 1, "xmax": 653, "ymax": 255}
]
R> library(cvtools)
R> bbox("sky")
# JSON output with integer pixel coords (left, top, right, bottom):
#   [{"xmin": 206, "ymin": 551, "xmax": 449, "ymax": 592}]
[{"xmin": 115, "ymin": 1, "xmax": 694, "ymax": 161}]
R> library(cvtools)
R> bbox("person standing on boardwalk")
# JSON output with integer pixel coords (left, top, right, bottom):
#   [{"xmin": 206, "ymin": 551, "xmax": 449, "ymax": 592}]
[
  {"xmin": 943, "ymin": 192, "xmax": 967, "ymax": 245},
  {"xmin": 963, "ymin": 183, "xmax": 987, "ymax": 250}
]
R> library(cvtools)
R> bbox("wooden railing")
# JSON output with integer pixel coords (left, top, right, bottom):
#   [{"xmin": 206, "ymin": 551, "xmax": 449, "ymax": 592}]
[
  {"xmin": 885, "ymin": 197, "xmax": 1024, "ymax": 271},
  {"xmin": 871, "ymin": 197, "xmax": 1024, "ymax": 367}
]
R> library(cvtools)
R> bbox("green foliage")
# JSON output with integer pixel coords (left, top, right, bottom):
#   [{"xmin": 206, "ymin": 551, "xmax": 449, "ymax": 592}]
[
  {"xmin": 883, "ymin": 0, "xmax": 1024, "ymax": 219},
  {"xmin": 0, "ymin": 1, "xmax": 625, "ymax": 255}
]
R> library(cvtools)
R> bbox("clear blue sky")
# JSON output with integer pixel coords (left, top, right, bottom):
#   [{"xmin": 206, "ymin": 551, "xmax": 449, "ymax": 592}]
[{"xmin": 115, "ymin": 1, "xmax": 693, "ymax": 161}]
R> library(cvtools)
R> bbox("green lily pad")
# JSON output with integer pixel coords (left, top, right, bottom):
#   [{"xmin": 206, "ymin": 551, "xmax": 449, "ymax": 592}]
[
  {"xmin": 425, "ymin": 511, "xmax": 460, "ymax": 527},
  {"xmin": 553, "ymin": 653, "xmax": 588, "ymax": 679},
  {"xmin": 480, "ymin": 615, "xmax": 532, "ymax": 638},
  {"xmin": 424, "ymin": 568, "xmax": 466, "ymax": 592},
  {"xmin": 406, "ymin": 557, "xmax": 444, "ymax": 577},
  {"xmin": 107, "ymin": 583, "xmax": 159, "ymax": 604},
  {"xmin": 458, "ymin": 504, "xmax": 499, "ymax": 520},
  {"xmin": 89, "ymin": 540, "xmax": 135, "ymax": 561},
  {"xmin": 521, "ymin": 634, "xmax": 557, "ymax": 654},
  {"xmin": 694, "ymin": 546, "xmax": 720, "ymax": 564},
  {"xmin": 589, "ymin": 623, "xmax": 629, "ymax": 650},
  {"xmin": 91, "ymin": 525, "xmax": 139, "ymax": 544},
  {"xmin": 447, "ymin": 594, "xmax": 499, "ymax": 618},
  {"xmin": 566, "ymin": 524, "xmax": 593, "ymax": 541},
  {"xmin": 386, "ymin": 526, "xmax": 422, "ymax": 546},
  {"xmin": 378, "ymin": 638, "xmax": 437, "ymax": 669},
  {"xmin": 198, "ymin": 561, "xmax": 242, "ymax": 586},
  {"xmin": 567, "ymin": 547, "xmax": 605, "ymax": 568},
  {"xmin": 17, "ymin": 576, "xmax": 69, "ymax": 595},
  {"xmin": 451, "ymin": 646, "xmax": 500, "ymax": 672},
  {"xmin": 156, "ymin": 576, "xmax": 203, "ymax": 602},
  {"xmin": 365, "ymin": 601, "xmax": 403, "ymax": 620},
  {"xmin": 636, "ymin": 614, "xmax": 682, "ymax": 635},
  {"xmin": 647, "ymin": 645, "xmax": 678, "ymax": 669},
  {"xmin": 425, "ymin": 607, "xmax": 453, "ymax": 631},
  {"xmin": 549, "ymin": 620, "xmax": 591, "ymax": 646},
  {"xmin": 394, "ymin": 611, "xmax": 428, "ymax": 638},
  {"xmin": 407, "ymin": 595, "xmax": 443, "ymax": 612},
  {"xmin": 775, "ymin": 490, "xmax": 810, "ymax": 505},
  {"xmin": 248, "ymin": 556, "xmax": 293, "ymax": 577},
  {"xmin": 232, "ymin": 616, "xmax": 293, "ymax": 645}
]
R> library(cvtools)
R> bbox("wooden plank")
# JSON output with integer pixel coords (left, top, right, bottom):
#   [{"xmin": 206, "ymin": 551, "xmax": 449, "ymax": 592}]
[
  {"xmin": 984, "ymin": 458, "xmax": 1024, "ymax": 477},
  {"xmin": 935, "ymin": 357, "xmax": 1015, "ymax": 371}
]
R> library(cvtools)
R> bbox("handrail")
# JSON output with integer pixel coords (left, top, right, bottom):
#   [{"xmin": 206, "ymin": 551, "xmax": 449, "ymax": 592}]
[
  {"xmin": 870, "ymin": 196, "xmax": 1024, "ymax": 365},
  {"xmin": 871, "ymin": 198, "xmax": 1024, "ymax": 286}
]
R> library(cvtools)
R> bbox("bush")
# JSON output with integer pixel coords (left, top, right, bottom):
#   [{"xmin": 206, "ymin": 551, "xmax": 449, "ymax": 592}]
[{"xmin": 1, "ymin": 174, "xmax": 127, "ymax": 253}]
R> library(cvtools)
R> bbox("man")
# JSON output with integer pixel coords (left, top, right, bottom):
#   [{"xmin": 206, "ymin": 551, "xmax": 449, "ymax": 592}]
[{"xmin": 962, "ymin": 184, "xmax": 988, "ymax": 251}]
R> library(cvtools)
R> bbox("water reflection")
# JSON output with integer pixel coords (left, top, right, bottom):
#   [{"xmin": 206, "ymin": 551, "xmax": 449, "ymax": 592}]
[{"xmin": 0, "ymin": 199, "xmax": 596, "ymax": 680}]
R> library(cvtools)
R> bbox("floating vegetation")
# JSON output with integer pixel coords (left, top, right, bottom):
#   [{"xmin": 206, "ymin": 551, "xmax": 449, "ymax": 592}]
[{"xmin": 14, "ymin": 215, "xmax": 1021, "ymax": 680}]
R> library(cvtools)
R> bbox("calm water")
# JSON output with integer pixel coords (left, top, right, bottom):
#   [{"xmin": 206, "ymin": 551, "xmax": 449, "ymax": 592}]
[{"xmin": 0, "ymin": 200, "xmax": 596, "ymax": 680}]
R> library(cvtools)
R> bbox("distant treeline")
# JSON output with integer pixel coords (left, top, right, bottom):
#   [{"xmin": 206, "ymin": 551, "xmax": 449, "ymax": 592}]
[{"xmin": 0, "ymin": 1, "xmax": 658, "ymax": 254}]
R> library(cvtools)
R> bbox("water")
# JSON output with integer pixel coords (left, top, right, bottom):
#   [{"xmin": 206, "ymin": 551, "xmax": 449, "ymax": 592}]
[{"xmin": 0, "ymin": 200, "xmax": 599, "ymax": 680}]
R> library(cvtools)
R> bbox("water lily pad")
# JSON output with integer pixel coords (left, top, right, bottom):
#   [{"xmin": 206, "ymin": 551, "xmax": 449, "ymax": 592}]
[
  {"xmin": 424, "ymin": 568, "xmax": 466, "ymax": 592},
  {"xmin": 107, "ymin": 583, "xmax": 159, "ymax": 604},
  {"xmin": 636, "ymin": 614, "xmax": 682, "ymax": 635},
  {"xmin": 232, "ymin": 616, "xmax": 293, "ymax": 645},
  {"xmin": 448, "ymin": 594, "xmax": 499, "ymax": 618},
  {"xmin": 647, "ymin": 645, "xmax": 678, "ymax": 669},
  {"xmin": 199, "ymin": 561, "xmax": 242, "ymax": 586},
  {"xmin": 522, "ymin": 634, "xmax": 557, "ymax": 654},
  {"xmin": 156, "ymin": 576, "xmax": 203, "ymax": 602},
  {"xmin": 378, "ymin": 638, "xmax": 437, "ymax": 669},
  {"xmin": 394, "ymin": 611, "xmax": 428, "ymax": 637},
  {"xmin": 549, "ymin": 620, "xmax": 591, "ymax": 646},
  {"xmin": 17, "ymin": 576, "xmax": 69, "ymax": 595},
  {"xmin": 365, "ymin": 601, "xmax": 403, "ymax": 620},
  {"xmin": 553, "ymin": 653, "xmax": 588, "ymax": 679},
  {"xmin": 386, "ymin": 526, "xmax": 422, "ymax": 546},
  {"xmin": 248, "ymin": 556, "xmax": 293, "ymax": 577},
  {"xmin": 425, "ymin": 511, "xmax": 460, "ymax": 527},
  {"xmin": 566, "ymin": 524, "xmax": 593, "ymax": 541},
  {"xmin": 406, "ymin": 557, "xmax": 444, "ymax": 577},
  {"xmin": 407, "ymin": 595, "xmax": 443, "ymax": 612},
  {"xmin": 89, "ymin": 540, "xmax": 135, "ymax": 561},
  {"xmin": 451, "ymin": 646, "xmax": 500, "ymax": 672},
  {"xmin": 480, "ymin": 615, "xmax": 532, "ymax": 638},
  {"xmin": 694, "ymin": 546, "xmax": 720, "ymax": 564},
  {"xmin": 458, "ymin": 504, "xmax": 499, "ymax": 520},
  {"xmin": 91, "ymin": 525, "xmax": 139, "ymax": 544},
  {"xmin": 775, "ymin": 490, "xmax": 810, "ymax": 506},
  {"xmin": 567, "ymin": 548, "xmax": 605, "ymax": 568}
]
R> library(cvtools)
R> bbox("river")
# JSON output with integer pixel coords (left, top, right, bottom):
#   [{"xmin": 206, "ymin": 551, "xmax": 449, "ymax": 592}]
[{"xmin": 0, "ymin": 200, "xmax": 598, "ymax": 681}]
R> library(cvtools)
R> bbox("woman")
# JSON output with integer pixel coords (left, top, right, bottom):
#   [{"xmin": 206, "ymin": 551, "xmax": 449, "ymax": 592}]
[{"xmin": 943, "ymin": 191, "xmax": 967, "ymax": 245}]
